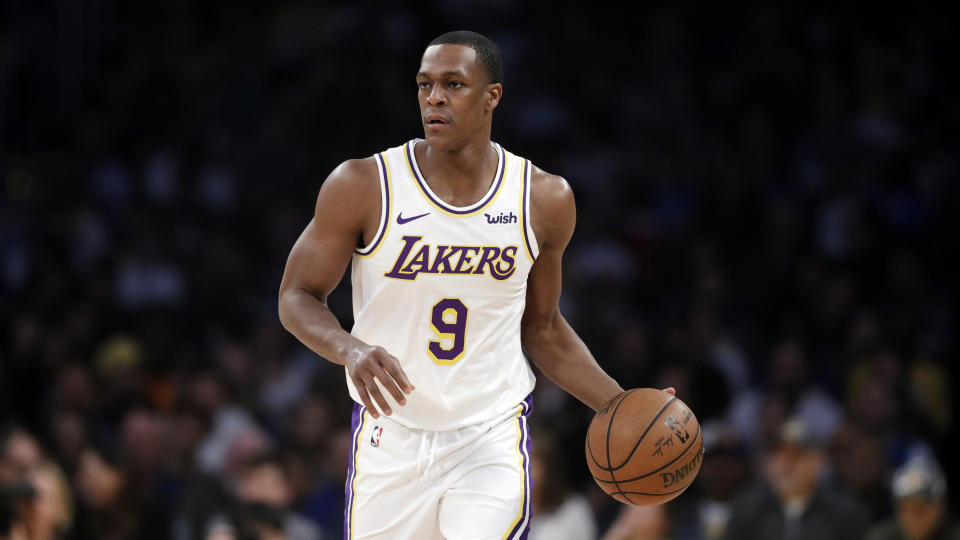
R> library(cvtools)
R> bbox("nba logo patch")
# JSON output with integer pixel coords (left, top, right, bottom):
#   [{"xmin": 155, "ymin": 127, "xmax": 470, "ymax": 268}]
[{"xmin": 370, "ymin": 426, "xmax": 383, "ymax": 448}]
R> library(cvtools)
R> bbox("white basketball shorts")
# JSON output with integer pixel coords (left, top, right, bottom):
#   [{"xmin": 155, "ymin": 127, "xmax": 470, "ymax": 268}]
[{"xmin": 344, "ymin": 396, "xmax": 533, "ymax": 540}]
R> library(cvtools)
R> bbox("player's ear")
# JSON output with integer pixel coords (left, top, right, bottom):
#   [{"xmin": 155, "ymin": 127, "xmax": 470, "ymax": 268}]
[{"xmin": 485, "ymin": 83, "xmax": 502, "ymax": 113}]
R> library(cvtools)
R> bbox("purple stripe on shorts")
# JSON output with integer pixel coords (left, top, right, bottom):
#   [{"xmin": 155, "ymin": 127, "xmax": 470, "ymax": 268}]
[
  {"xmin": 343, "ymin": 402, "xmax": 364, "ymax": 540},
  {"xmin": 506, "ymin": 395, "xmax": 533, "ymax": 540}
]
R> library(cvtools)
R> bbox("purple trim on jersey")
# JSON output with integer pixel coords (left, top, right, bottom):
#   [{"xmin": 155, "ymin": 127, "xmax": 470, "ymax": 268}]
[
  {"xmin": 506, "ymin": 395, "xmax": 534, "ymax": 539},
  {"xmin": 343, "ymin": 403, "xmax": 364, "ymax": 540},
  {"xmin": 356, "ymin": 153, "xmax": 390, "ymax": 255},
  {"xmin": 521, "ymin": 159, "xmax": 536, "ymax": 261},
  {"xmin": 405, "ymin": 140, "xmax": 505, "ymax": 215}
]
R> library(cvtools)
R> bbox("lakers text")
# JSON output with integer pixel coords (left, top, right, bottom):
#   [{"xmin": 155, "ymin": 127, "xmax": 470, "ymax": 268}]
[{"xmin": 384, "ymin": 235, "xmax": 518, "ymax": 281}]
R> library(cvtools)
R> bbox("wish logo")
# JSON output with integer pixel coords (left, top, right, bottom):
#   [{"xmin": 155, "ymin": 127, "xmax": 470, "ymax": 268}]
[
  {"xmin": 370, "ymin": 426, "xmax": 383, "ymax": 448},
  {"xmin": 484, "ymin": 211, "xmax": 517, "ymax": 224}
]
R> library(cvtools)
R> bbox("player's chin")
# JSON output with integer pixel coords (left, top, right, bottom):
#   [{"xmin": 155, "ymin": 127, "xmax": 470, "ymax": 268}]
[{"xmin": 422, "ymin": 129, "xmax": 457, "ymax": 148}]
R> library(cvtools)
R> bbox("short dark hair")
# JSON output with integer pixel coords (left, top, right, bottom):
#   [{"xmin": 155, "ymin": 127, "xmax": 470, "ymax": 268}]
[{"xmin": 427, "ymin": 30, "xmax": 503, "ymax": 84}]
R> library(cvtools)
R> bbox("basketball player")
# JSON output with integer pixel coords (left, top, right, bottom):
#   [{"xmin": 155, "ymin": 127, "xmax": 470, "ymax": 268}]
[{"xmin": 278, "ymin": 31, "xmax": 671, "ymax": 539}]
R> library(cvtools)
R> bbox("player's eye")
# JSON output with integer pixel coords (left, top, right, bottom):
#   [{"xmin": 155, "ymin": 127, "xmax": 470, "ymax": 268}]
[
  {"xmin": 417, "ymin": 81, "xmax": 431, "ymax": 90},
  {"xmin": 448, "ymin": 81, "xmax": 464, "ymax": 89}
]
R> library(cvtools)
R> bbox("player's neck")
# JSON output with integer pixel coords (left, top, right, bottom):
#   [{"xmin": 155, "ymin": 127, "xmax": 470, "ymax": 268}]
[{"xmin": 416, "ymin": 137, "xmax": 498, "ymax": 203}]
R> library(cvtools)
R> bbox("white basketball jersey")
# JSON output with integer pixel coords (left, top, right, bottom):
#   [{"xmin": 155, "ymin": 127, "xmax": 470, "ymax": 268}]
[{"xmin": 347, "ymin": 139, "xmax": 539, "ymax": 431}]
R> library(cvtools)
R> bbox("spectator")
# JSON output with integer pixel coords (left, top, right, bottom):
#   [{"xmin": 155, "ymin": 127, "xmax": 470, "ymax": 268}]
[
  {"xmin": 867, "ymin": 457, "xmax": 960, "ymax": 540},
  {"xmin": 601, "ymin": 504, "xmax": 673, "ymax": 540},
  {"xmin": 529, "ymin": 433, "xmax": 597, "ymax": 540},
  {"xmin": 728, "ymin": 339, "xmax": 842, "ymax": 451},
  {"xmin": 20, "ymin": 462, "xmax": 73, "ymax": 540},
  {"xmin": 73, "ymin": 444, "xmax": 168, "ymax": 540},
  {"xmin": 0, "ymin": 481, "xmax": 35, "ymax": 540},
  {"xmin": 670, "ymin": 422, "xmax": 752, "ymax": 539},
  {"xmin": 0, "ymin": 428, "xmax": 66, "ymax": 540},
  {"xmin": 282, "ymin": 395, "xmax": 343, "ymax": 538},
  {"xmin": 205, "ymin": 453, "xmax": 321, "ymax": 540},
  {"xmin": 829, "ymin": 419, "xmax": 891, "ymax": 521},
  {"xmin": 723, "ymin": 417, "xmax": 868, "ymax": 540}
]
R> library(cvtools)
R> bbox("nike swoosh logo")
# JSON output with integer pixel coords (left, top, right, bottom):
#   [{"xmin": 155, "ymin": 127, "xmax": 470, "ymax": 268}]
[{"xmin": 396, "ymin": 212, "xmax": 430, "ymax": 225}]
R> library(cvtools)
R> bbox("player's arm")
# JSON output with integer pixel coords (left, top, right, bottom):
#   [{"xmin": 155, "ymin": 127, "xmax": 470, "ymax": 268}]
[
  {"xmin": 520, "ymin": 170, "xmax": 626, "ymax": 412},
  {"xmin": 278, "ymin": 158, "xmax": 413, "ymax": 419}
]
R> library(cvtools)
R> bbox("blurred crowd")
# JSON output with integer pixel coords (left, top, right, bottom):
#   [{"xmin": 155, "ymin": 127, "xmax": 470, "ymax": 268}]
[{"xmin": 1, "ymin": 2, "xmax": 957, "ymax": 539}]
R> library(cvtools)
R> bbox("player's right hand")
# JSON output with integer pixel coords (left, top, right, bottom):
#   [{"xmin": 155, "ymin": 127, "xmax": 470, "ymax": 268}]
[{"xmin": 344, "ymin": 344, "xmax": 415, "ymax": 419}]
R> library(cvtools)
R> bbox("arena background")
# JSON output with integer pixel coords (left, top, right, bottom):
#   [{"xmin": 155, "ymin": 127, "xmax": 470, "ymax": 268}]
[{"xmin": 1, "ymin": 2, "xmax": 957, "ymax": 539}]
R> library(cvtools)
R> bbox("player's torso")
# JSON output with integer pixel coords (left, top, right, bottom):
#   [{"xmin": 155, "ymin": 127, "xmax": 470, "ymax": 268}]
[{"xmin": 349, "ymin": 139, "xmax": 539, "ymax": 430}]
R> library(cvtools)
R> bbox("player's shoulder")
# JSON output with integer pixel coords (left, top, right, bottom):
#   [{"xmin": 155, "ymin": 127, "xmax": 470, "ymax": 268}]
[
  {"xmin": 528, "ymin": 163, "xmax": 574, "ymax": 213},
  {"xmin": 324, "ymin": 156, "xmax": 380, "ymax": 189},
  {"xmin": 314, "ymin": 156, "xmax": 382, "ymax": 215},
  {"xmin": 524, "ymin": 163, "xmax": 576, "ymax": 247},
  {"xmin": 319, "ymin": 156, "xmax": 381, "ymax": 196},
  {"xmin": 323, "ymin": 139, "xmax": 409, "ymax": 191}
]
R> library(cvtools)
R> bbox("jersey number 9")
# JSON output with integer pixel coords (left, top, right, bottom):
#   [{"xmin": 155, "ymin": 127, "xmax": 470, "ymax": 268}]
[{"xmin": 428, "ymin": 298, "xmax": 468, "ymax": 365}]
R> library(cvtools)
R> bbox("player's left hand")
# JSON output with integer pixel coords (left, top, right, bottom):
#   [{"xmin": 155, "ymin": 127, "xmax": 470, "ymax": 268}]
[{"xmin": 343, "ymin": 343, "xmax": 415, "ymax": 419}]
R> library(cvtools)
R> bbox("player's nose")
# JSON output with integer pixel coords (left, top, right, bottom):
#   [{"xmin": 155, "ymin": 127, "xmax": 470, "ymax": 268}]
[{"xmin": 426, "ymin": 86, "xmax": 446, "ymax": 106}]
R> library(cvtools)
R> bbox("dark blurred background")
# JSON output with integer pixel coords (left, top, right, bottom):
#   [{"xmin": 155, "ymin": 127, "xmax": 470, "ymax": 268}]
[{"xmin": 1, "ymin": 2, "xmax": 957, "ymax": 539}]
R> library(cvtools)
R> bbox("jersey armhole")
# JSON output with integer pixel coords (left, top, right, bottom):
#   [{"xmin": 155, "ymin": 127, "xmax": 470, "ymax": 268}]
[
  {"xmin": 521, "ymin": 159, "xmax": 540, "ymax": 262},
  {"xmin": 355, "ymin": 152, "xmax": 391, "ymax": 257}
]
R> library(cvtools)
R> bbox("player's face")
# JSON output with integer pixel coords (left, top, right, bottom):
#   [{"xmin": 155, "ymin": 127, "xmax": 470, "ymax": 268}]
[{"xmin": 416, "ymin": 44, "xmax": 501, "ymax": 149}]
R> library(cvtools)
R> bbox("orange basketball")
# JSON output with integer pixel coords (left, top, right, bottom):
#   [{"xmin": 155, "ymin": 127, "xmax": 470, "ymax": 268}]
[{"xmin": 586, "ymin": 388, "xmax": 703, "ymax": 505}]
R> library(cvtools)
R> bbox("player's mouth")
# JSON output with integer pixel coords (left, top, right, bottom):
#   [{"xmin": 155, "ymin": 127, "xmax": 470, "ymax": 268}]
[{"xmin": 425, "ymin": 114, "xmax": 450, "ymax": 129}]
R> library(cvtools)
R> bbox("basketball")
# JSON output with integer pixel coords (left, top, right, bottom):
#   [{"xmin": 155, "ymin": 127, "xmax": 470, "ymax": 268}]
[{"xmin": 586, "ymin": 388, "xmax": 704, "ymax": 505}]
